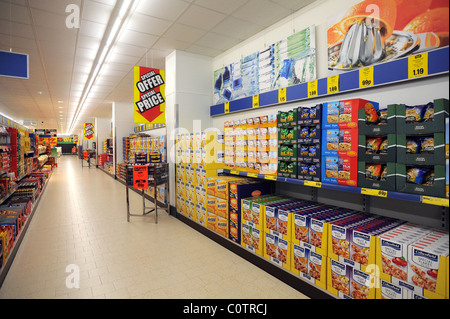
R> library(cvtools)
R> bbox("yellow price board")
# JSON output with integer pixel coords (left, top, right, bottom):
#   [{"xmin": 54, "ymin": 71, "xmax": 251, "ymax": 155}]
[
  {"xmin": 422, "ymin": 196, "xmax": 449, "ymax": 207},
  {"xmin": 307, "ymin": 80, "xmax": 318, "ymax": 98},
  {"xmin": 408, "ymin": 53, "xmax": 428, "ymax": 79},
  {"xmin": 264, "ymin": 175, "xmax": 277, "ymax": 181},
  {"xmin": 224, "ymin": 102, "xmax": 230, "ymax": 114},
  {"xmin": 247, "ymin": 173, "xmax": 258, "ymax": 178},
  {"xmin": 304, "ymin": 181, "xmax": 322, "ymax": 188},
  {"xmin": 359, "ymin": 67, "xmax": 374, "ymax": 88},
  {"xmin": 327, "ymin": 75, "xmax": 340, "ymax": 94},
  {"xmin": 361, "ymin": 188, "xmax": 388, "ymax": 198},
  {"xmin": 252, "ymin": 95, "xmax": 260, "ymax": 108},
  {"xmin": 278, "ymin": 88, "xmax": 287, "ymax": 103},
  {"xmin": 230, "ymin": 170, "xmax": 239, "ymax": 175}
]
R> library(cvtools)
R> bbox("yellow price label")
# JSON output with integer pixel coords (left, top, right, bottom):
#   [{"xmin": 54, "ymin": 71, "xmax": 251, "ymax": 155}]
[
  {"xmin": 247, "ymin": 173, "xmax": 258, "ymax": 178},
  {"xmin": 304, "ymin": 181, "xmax": 322, "ymax": 188},
  {"xmin": 278, "ymin": 88, "xmax": 287, "ymax": 103},
  {"xmin": 359, "ymin": 67, "xmax": 374, "ymax": 88},
  {"xmin": 264, "ymin": 175, "xmax": 277, "ymax": 181},
  {"xmin": 327, "ymin": 75, "xmax": 340, "ymax": 94},
  {"xmin": 307, "ymin": 80, "xmax": 318, "ymax": 98},
  {"xmin": 361, "ymin": 188, "xmax": 388, "ymax": 198},
  {"xmin": 252, "ymin": 95, "xmax": 260, "ymax": 108},
  {"xmin": 230, "ymin": 170, "xmax": 239, "ymax": 175},
  {"xmin": 422, "ymin": 196, "xmax": 449, "ymax": 207},
  {"xmin": 224, "ymin": 102, "xmax": 230, "ymax": 114},
  {"xmin": 408, "ymin": 53, "xmax": 428, "ymax": 79}
]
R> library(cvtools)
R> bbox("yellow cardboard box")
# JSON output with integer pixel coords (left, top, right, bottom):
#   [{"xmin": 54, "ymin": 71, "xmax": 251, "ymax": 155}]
[{"xmin": 291, "ymin": 244, "xmax": 327, "ymax": 290}]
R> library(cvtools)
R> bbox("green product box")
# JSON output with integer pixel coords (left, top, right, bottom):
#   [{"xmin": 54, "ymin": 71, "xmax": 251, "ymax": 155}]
[
  {"xmin": 277, "ymin": 109, "xmax": 298, "ymax": 128},
  {"xmin": 358, "ymin": 104, "xmax": 396, "ymax": 135},
  {"xmin": 396, "ymin": 99, "xmax": 449, "ymax": 134},
  {"xmin": 358, "ymin": 162, "xmax": 396, "ymax": 191},
  {"xmin": 278, "ymin": 126, "xmax": 298, "ymax": 144},
  {"xmin": 395, "ymin": 163, "xmax": 446, "ymax": 198},
  {"xmin": 358, "ymin": 134, "xmax": 397, "ymax": 163},
  {"xmin": 278, "ymin": 143, "xmax": 298, "ymax": 161},
  {"xmin": 278, "ymin": 159, "xmax": 298, "ymax": 179},
  {"xmin": 397, "ymin": 133, "xmax": 446, "ymax": 166}
]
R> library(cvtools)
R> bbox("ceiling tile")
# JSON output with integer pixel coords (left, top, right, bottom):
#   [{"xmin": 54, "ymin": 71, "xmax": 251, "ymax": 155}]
[
  {"xmin": 0, "ymin": 2, "xmax": 31, "ymax": 24},
  {"xmin": 177, "ymin": 5, "xmax": 226, "ymax": 31},
  {"xmin": 211, "ymin": 16, "xmax": 265, "ymax": 40},
  {"xmin": 28, "ymin": 0, "xmax": 82, "ymax": 16},
  {"xmin": 195, "ymin": 32, "xmax": 240, "ymax": 51},
  {"xmin": 80, "ymin": 19, "xmax": 107, "ymax": 39},
  {"xmin": 194, "ymin": 0, "xmax": 248, "ymax": 15},
  {"xmin": 82, "ymin": 0, "xmax": 114, "ymax": 24},
  {"xmin": 118, "ymin": 28, "xmax": 159, "ymax": 47},
  {"xmin": 162, "ymin": 23, "xmax": 206, "ymax": 43},
  {"xmin": 135, "ymin": 0, "xmax": 190, "ymax": 21},
  {"xmin": 232, "ymin": 0, "xmax": 291, "ymax": 27},
  {"xmin": 126, "ymin": 12, "xmax": 172, "ymax": 36}
]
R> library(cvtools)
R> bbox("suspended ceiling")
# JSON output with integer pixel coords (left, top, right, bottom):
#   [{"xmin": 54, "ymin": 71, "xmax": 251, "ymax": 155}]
[{"xmin": 0, "ymin": 0, "xmax": 316, "ymax": 134}]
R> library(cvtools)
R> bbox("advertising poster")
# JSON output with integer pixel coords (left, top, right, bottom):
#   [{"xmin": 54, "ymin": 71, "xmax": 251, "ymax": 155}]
[
  {"xmin": 84, "ymin": 123, "xmax": 95, "ymax": 141},
  {"xmin": 133, "ymin": 166, "xmax": 148, "ymax": 189},
  {"xmin": 134, "ymin": 66, "xmax": 166, "ymax": 125},
  {"xmin": 327, "ymin": 0, "xmax": 449, "ymax": 73},
  {"xmin": 214, "ymin": 25, "xmax": 316, "ymax": 105},
  {"xmin": 73, "ymin": 135, "xmax": 79, "ymax": 144}
]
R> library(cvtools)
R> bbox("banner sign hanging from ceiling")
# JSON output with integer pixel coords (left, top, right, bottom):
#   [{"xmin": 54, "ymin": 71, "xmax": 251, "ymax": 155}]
[
  {"xmin": 84, "ymin": 123, "xmax": 95, "ymax": 141},
  {"xmin": 134, "ymin": 66, "xmax": 166, "ymax": 125},
  {"xmin": 0, "ymin": 50, "xmax": 29, "ymax": 79}
]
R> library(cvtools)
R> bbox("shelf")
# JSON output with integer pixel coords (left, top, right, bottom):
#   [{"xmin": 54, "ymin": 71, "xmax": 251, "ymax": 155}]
[
  {"xmin": 221, "ymin": 169, "xmax": 449, "ymax": 208},
  {"xmin": 0, "ymin": 184, "xmax": 19, "ymax": 206},
  {"xmin": 210, "ymin": 46, "xmax": 449, "ymax": 116}
]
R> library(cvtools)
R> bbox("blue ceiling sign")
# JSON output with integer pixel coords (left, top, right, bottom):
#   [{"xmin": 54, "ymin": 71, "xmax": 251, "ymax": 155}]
[{"xmin": 0, "ymin": 50, "xmax": 29, "ymax": 79}]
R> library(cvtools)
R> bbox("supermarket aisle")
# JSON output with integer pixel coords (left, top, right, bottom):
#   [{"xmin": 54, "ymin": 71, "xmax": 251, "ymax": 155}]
[{"xmin": 0, "ymin": 156, "xmax": 309, "ymax": 299}]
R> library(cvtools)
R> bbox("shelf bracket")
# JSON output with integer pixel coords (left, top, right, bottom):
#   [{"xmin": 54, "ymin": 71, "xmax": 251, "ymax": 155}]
[{"xmin": 362, "ymin": 195, "xmax": 371, "ymax": 214}]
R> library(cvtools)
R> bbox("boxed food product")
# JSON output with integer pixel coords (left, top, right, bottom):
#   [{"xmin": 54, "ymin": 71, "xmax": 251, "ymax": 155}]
[
  {"xmin": 327, "ymin": 257, "xmax": 352, "ymax": 298},
  {"xmin": 323, "ymin": 99, "xmax": 379, "ymax": 130},
  {"xmin": 396, "ymin": 99, "xmax": 449, "ymax": 134},
  {"xmin": 349, "ymin": 267, "xmax": 378, "ymax": 299},
  {"xmin": 358, "ymin": 104, "xmax": 397, "ymax": 135},
  {"xmin": 206, "ymin": 211, "xmax": 217, "ymax": 232},
  {"xmin": 264, "ymin": 232, "xmax": 291, "ymax": 270},
  {"xmin": 215, "ymin": 197, "xmax": 228, "ymax": 219},
  {"xmin": 297, "ymin": 142, "xmax": 321, "ymax": 164},
  {"xmin": 396, "ymin": 163, "xmax": 446, "ymax": 198},
  {"xmin": 216, "ymin": 216, "xmax": 228, "ymax": 238},
  {"xmin": 397, "ymin": 133, "xmax": 446, "ymax": 165},
  {"xmin": 278, "ymin": 108, "xmax": 298, "ymax": 127},
  {"xmin": 241, "ymin": 223, "xmax": 264, "ymax": 256},
  {"xmin": 322, "ymin": 128, "xmax": 358, "ymax": 158},
  {"xmin": 407, "ymin": 230, "xmax": 449, "ymax": 298},
  {"xmin": 376, "ymin": 222, "xmax": 433, "ymax": 282},
  {"xmin": 358, "ymin": 162, "xmax": 396, "ymax": 191},
  {"xmin": 359, "ymin": 134, "xmax": 397, "ymax": 163},
  {"xmin": 297, "ymin": 104, "xmax": 322, "ymax": 126},
  {"xmin": 291, "ymin": 244, "xmax": 327, "ymax": 290},
  {"xmin": 278, "ymin": 160, "xmax": 298, "ymax": 178},
  {"xmin": 322, "ymin": 155, "xmax": 358, "ymax": 187},
  {"xmin": 377, "ymin": 278, "xmax": 413, "ymax": 299},
  {"xmin": 297, "ymin": 161, "xmax": 321, "ymax": 182},
  {"xmin": 241, "ymin": 195, "xmax": 284, "ymax": 230}
]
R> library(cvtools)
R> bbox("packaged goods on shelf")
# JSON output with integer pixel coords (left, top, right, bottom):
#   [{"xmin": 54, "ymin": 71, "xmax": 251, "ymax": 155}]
[
  {"xmin": 358, "ymin": 104, "xmax": 397, "ymax": 135},
  {"xmin": 322, "ymin": 155, "xmax": 358, "ymax": 186},
  {"xmin": 264, "ymin": 232, "xmax": 291, "ymax": 270},
  {"xmin": 397, "ymin": 132, "xmax": 446, "ymax": 165},
  {"xmin": 292, "ymin": 245, "xmax": 327, "ymax": 290},
  {"xmin": 358, "ymin": 162, "xmax": 396, "ymax": 191},
  {"xmin": 358, "ymin": 134, "xmax": 397, "ymax": 163},
  {"xmin": 395, "ymin": 163, "xmax": 446, "ymax": 198}
]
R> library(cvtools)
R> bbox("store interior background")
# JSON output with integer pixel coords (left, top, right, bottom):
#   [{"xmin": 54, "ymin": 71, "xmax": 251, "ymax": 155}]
[{"xmin": 0, "ymin": 0, "xmax": 449, "ymax": 228}]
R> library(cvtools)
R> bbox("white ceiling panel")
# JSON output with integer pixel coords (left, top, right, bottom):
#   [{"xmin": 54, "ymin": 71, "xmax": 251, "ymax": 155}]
[
  {"xmin": 135, "ymin": 0, "xmax": 190, "ymax": 21},
  {"xmin": 82, "ymin": 0, "xmax": 114, "ymax": 24},
  {"xmin": 162, "ymin": 23, "xmax": 206, "ymax": 43},
  {"xmin": 117, "ymin": 28, "xmax": 159, "ymax": 47},
  {"xmin": 177, "ymin": 5, "xmax": 226, "ymax": 31},
  {"xmin": 194, "ymin": 0, "xmax": 248, "ymax": 15},
  {"xmin": 126, "ymin": 12, "xmax": 172, "ymax": 36}
]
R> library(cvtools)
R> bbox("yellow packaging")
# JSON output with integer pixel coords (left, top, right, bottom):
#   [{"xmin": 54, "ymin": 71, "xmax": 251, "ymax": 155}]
[
  {"xmin": 216, "ymin": 216, "xmax": 228, "ymax": 238},
  {"xmin": 291, "ymin": 245, "xmax": 327, "ymax": 290},
  {"xmin": 196, "ymin": 204, "xmax": 206, "ymax": 227},
  {"xmin": 206, "ymin": 177, "xmax": 216, "ymax": 196},
  {"xmin": 206, "ymin": 195, "xmax": 216, "ymax": 214},
  {"xmin": 264, "ymin": 233, "xmax": 291, "ymax": 271},
  {"xmin": 202, "ymin": 131, "xmax": 225, "ymax": 170},
  {"xmin": 241, "ymin": 223, "xmax": 264, "ymax": 256},
  {"xmin": 207, "ymin": 211, "xmax": 217, "ymax": 231},
  {"xmin": 215, "ymin": 197, "xmax": 228, "ymax": 219}
]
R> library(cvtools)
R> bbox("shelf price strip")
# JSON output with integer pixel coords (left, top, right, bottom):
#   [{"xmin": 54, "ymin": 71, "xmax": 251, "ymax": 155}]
[
  {"xmin": 278, "ymin": 88, "xmax": 287, "ymax": 103},
  {"xmin": 361, "ymin": 188, "xmax": 388, "ymax": 198},
  {"xmin": 422, "ymin": 196, "xmax": 449, "ymax": 207},
  {"xmin": 327, "ymin": 75, "xmax": 339, "ymax": 94},
  {"xmin": 252, "ymin": 94, "xmax": 260, "ymax": 108},
  {"xmin": 307, "ymin": 80, "xmax": 318, "ymax": 98},
  {"xmin": 408, "ymin": 52, "xmax": 429, "ymax": 79}
]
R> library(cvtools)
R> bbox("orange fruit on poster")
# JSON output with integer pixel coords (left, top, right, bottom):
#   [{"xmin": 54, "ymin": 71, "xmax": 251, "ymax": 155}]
[
  {"xmin": 327, "ymin": 22, "xmax": 345, "ymax": 46},
  {"xmin": 429, "ymin": 0, "xmax": 449, "ymax": 9},
  {"xmin": 339, "ymin": 0, "xmax": 397, "ymax": 41},
  {"xmin": 403, "ymin": 8, "xmax": 450, "ymax": 46},
  {"xmin": 393, "ymin": 0, "xmax": 432, "ymax": 31}
]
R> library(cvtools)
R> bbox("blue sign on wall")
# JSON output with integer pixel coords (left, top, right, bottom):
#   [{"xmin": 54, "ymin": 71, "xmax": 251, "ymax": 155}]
[{"xmin": 0, "ymin": 50, "xmax": 29, "ymax": 79}]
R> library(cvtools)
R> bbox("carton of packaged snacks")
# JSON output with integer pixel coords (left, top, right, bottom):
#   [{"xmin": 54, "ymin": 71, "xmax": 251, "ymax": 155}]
[
  {"xmin": 407, "ymin": 230, "xmax": 449, "ymax": 298},
  {"xmin": 291, "ymin": 245, "xmax": 327, "ymax": 290},
  {"xmin": 241, "ymin": 223, "xmax": 264, "ymax": 256},
  {"xmin": 376, "ymin": 222, "xmax": 433, "ymax": 282},
  {"xmin": 323, "ymin": 99, "xmax": 379, "ymax": 130},
  {"xmin": 327, "ymin": 257, "xmax": 352, "ymax": 298},
  {"xmin": 349, "ymin": 267, "xmax": 378, "ymax": 299},
  {"xmin": 216, "ymin": 216, "xmax": 228, "ymax": 238},
  {"xmin": 264, "ymin": 233, "xmax": 291, "ymax": 271}
]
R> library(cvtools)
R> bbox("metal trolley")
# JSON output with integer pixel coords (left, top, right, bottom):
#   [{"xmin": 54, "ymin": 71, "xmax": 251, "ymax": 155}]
[{"xmin": 125, "ymin": 162, "xmax": 170, "ymax": 223}]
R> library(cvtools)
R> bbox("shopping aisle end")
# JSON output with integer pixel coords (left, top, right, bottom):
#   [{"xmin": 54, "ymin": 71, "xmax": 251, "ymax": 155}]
[{"xmin": 0, "ymin": 155, "xmax": 308, "ymax": 299}]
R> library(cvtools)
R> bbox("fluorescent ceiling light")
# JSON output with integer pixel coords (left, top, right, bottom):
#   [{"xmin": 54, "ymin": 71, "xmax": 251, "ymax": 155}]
[{"xmin": 68, "ymin": 0, "xmax": 139, "ymax": 135}]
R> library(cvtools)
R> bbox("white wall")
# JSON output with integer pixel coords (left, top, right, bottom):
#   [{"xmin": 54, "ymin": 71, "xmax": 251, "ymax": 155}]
[
  {"xmin": 95, "ymin": 116, "xmax": 112, "ymax": 161},
  {"xmin": 112, "ymin": 101, "xmax": 135, "ymax": 175}
]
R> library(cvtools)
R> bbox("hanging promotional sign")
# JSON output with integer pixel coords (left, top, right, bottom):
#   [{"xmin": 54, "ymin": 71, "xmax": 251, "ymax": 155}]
[
  {"xmin": 84, "ymin": 123, "xmax": 95, "ymax": 140},
  {"xmin": 134, "ymin": 66, "xmax": 166, "ymax": 125},
  {"xmin": 73, "ymin": 135, "xmax": 79, "ymax": 144},
  {"xmin": 327, "ymin": 0, "xmax": 449, "ymax": 74}
]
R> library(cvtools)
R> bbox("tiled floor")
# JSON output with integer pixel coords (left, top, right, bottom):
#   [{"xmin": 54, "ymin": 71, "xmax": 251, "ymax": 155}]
[{"xmin": 0, "ymin": 156, "xmax": 309, "ymax": 299}]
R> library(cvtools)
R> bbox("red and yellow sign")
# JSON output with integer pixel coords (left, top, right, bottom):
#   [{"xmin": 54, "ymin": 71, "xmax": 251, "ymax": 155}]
[
  {"xmin": 84, "ymin": 123, "xmax": 95, "ymax": 141},
  {"xmin": 133, "ymin": 165, "xmax": 148, "ymax": 189},
  {"xmin": 134, "ymin": 66, "xmax": 165, "ymax": 125}
]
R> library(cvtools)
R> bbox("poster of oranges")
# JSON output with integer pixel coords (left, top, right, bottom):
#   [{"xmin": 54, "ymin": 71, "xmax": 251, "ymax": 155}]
[{"xmin": 327, "ymin": 0, "xmax": 449, "ymax": 72}]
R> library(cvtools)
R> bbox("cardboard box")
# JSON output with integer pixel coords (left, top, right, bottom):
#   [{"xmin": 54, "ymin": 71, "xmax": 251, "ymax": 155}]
[
  {"xmin": 358, "ymin": 104, "xmax": 397, "ymax": 135},
  {"xmin": 322, "ymin": 128, "xmax": 359, "ymax": 158},
  {"xmin": 397, "ymin": 133, "xmax": 446, "ymax": 165},
  {"xmin": 264, "ymin": 233, "xmax": 291, "ymax": 270},
  {"xmin": 292, "ymin": 244, "xmax": 327, "ymax": 290},
  {"xmin": 298, "ymin": 161, "xmax": 321, "ymax": 182},
  {"xmin": 241, "ymin": 196, "xmax": 284, "ymax": 230},
  {"xmin": 396, "ymin": 99, "xmax": 449, "ymax": 134},
  {"xmin": 278, "ymin": 159, "xmax": 298, "ymax": 179},
  {"xmin": 298, "ymin": 142, "xmax": 321, "ymax": 164},
  {"xmin": 358, "ymin": 134, "xmax": 397, "ymax": 163},
  {"xmin": 241, "ymin": 223, "xmax": 264, "ymax": 256},
  {"xmin": 323, "ymin": 99, "xmax": 379, "ymax": 130},
  {"xmin": 278, "ymin": 108, "xmax": 298, "ymax": 127},
  {"xmin": 358, "ymin": 162, "xmax": 396, "ymax": 192},
  {"xmin": 206, "ymin": 211, "xmax": 217, "ymax": 232},
  {"xmin": 396, "ymin": 163, "xmax": 446, "ymax": 198},
  {"xmin": 327, "ymin": 257, "xmax": 352, "ymax": 298},
  {"xmin": 322, "ymin": 155, "xmax": 358, "ymax": 187},
  {"xmin": 216, "ymin": 216, "xmax": 228, "ymax": 238},
  {"xmin": 297, "ymin": 104, "xmax": 322, "ymax": 126}
]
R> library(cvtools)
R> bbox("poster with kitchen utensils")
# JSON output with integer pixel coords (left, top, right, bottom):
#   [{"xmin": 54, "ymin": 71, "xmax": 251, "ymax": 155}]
[
  {"xmin": 213, "ymin": 25, "xmax": 316, "ymax": 105},
  {"xmin": 327, "ymin": 0, "xmax": 449, "ymax": 74}
]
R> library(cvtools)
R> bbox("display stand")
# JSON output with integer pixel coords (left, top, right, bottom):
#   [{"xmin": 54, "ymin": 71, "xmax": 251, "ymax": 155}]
[{"xmin": 125, "ymin": 163, "xmax": 170, "ymax": 223}]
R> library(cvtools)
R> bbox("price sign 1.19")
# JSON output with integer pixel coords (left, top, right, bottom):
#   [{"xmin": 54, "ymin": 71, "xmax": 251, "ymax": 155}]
[{"xmin": 408, "ymin": 53, "xmax": 429, "ymax": 79}]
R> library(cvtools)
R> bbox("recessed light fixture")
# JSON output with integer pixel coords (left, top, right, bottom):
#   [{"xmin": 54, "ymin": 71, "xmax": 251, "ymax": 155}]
[
  {"xmin": 37, "ymin": 91, "xmax": 43, "ymax": 95},
  {"xmin": 58, "ymin": 101, "xmax": 63, "ymax": 104}
]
